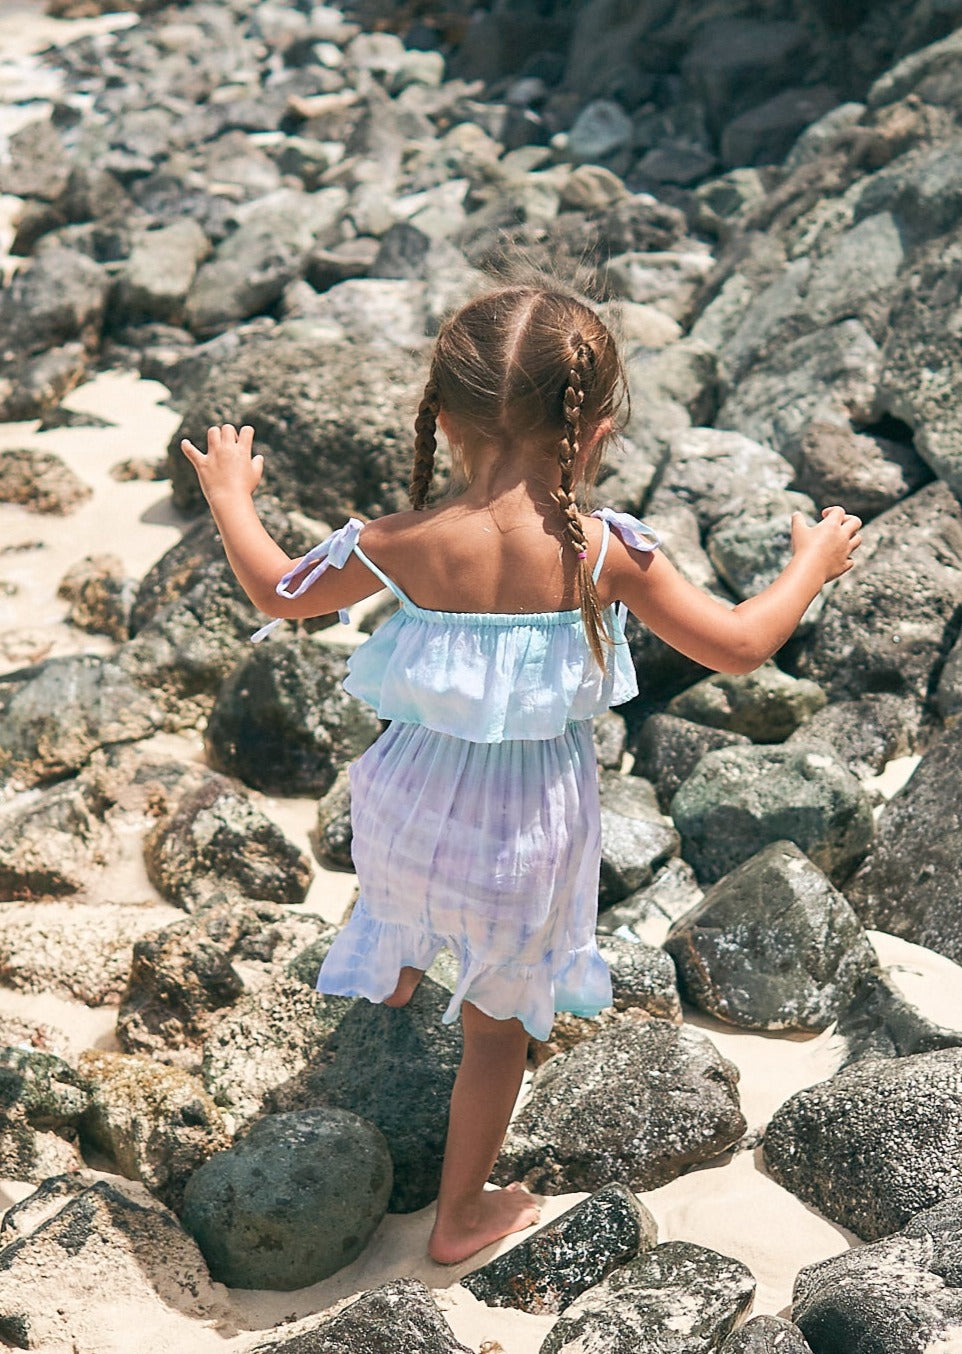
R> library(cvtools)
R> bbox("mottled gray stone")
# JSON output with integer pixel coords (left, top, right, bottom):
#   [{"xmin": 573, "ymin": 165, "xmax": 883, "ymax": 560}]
[
  {"xmin": 792, "ymin": 1196, "xmax": 962, "ymax": 1352},
  {"xmin": 597, "ymin": 934, "xmax": 682, "ymax": 1021},
  {"xmin": 0, "ymin": 1048, "xmax": 90, "ymax": 1184},
  {"xmin": 785, "ymin": 693, "xmax": 915, "ymax": 779},
  {"xmin": 0, "ymin": 449, "xmax": 91, "ymax": 515},
  {"xmin": 764, "ymin": 1047, "xmax": 962, "ymax": 1240},
  {"xmin": 496, "ymin": 1020, "xmax": 745, "ymax": 1195},
  {"xmin": 668, "ymin": 664, "xmax": 827, "ymax": 743},
  {"xmin": 632, "ymin": 714, "xmax": 750, "ymax": 813},
  {"xmin": 597, "ymin": 858, "xmax": 704, "ymax": 949},
  {"xmin": 784, "ymin": 420, "xmax": 932, "ymax": 521},
  {"xmin": 247, "ymin": 1279, "xmax": 472, "ymax": 1353},
  {"xmin": 205, "ymin": 637, "xmax": 380, "ymax": 796},
  {"xmin": 598, "ymin": 771, "xmax": 680, "ymax": 906},
  {"xmin": 181, "ymin": 1107, "xmax": 391, "ymax": 1289},
  {"xmin": 720, "ymin": 85, "xmax": 839, "ymax": 168},
  {"xmin": 656, "ymin": 427, "xmax": 795, "ymax": 534},
  {"xmin": 846, "ymin": 720, "xmax": 962, "ymax": 964},
  {"xmin": 671, "ymin": 743, "xmax": 873, "ymax": 886},
  {"xmin": 664, "ymin": 841, "xmax": 877, "ymax": 1031},
  {"xmin": 835, "ymin": 969, "xmax": 962, "ymax": 1069},
  {"xmin": 312, "ymin": 768, "xmax": 354, "ymax": 868},
  {"xmin": 719, "ymin": 1315, "xmax": 813, "ymax": 1352},
  {"xmin": 116, "ymin": 219, "xmax": 210, "ymax": 325},
  {"xmin": 0, "ymin": 246, "xmax": 108, "ymax": 358},
  {"xmin": 707, "ymin": 488, "xmax": 821, "ymax": 606},
  {"xmin": 462, "ymin": 1183, "xmax": 657, "ymax": 1314},
  {"xmin": 540, "ymin": 1240, "xmax": 756, "ymax": 1354},
  {"xmin": 592, "ymin": 710, "xmax": 627, "ymax": 770},
  {"xmin": 0, "ymin": 779, "xmax": 109, "ymax": 899}
]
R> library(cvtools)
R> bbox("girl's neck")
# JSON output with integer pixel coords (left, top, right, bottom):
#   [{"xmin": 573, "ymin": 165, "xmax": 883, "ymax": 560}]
[{"xmin": 457, "ymin": 441, "xmax": 562, "ymax": 513}]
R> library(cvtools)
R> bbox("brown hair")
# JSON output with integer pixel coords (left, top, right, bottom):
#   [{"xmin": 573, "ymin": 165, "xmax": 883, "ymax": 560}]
[{"xmin": 408, "ymin": 286, "xmax": 628, "ymax": 666}]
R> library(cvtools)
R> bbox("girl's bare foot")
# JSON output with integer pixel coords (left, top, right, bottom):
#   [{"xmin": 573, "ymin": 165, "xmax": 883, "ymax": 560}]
[
  {"xmin": 383, "ymin": 966, "xmax": 425, "ymax": 1008},
  {"xmin": 428, "ymin": 1184, "xmax": 541, "ymax": 1265}
]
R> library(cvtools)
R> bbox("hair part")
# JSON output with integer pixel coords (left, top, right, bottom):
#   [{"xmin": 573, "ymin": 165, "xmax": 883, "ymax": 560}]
[{"xmin": 409, "ymin": 284, "xmax": 628, "ymax": 666}]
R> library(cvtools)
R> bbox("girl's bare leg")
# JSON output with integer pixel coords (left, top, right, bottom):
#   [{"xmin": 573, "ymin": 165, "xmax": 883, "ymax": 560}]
[
  {"xmin": 428, "ymin": 1001, "xmax": 540, "ymax": 1265},
  {"xmin": 383, "ymin": 965, "xmax": 425, "ymax": 1007}
]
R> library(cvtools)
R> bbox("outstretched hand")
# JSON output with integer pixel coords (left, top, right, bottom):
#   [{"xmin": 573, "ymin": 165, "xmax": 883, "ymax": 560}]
[
  {"xmin": 180, "ymin": 424, "xmax": 264, "ymax": 505},
  {"xmin": 791, "ymin": 505, "xmax": 862, "ymax": 582}
]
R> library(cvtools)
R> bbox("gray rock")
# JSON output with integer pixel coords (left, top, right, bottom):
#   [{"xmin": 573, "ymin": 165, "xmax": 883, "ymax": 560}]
[
  {"xmin": 495, "ymin": 1019, "xmax": 745, "ymax": 1195},
  {"xmin": 597, "ymin": 933, "xmax": 682, "ymax": 1021},
  {"xmin": 627, "ymin": 340, "xmax": 718, "ymax": 427},
  {"xmin": 0, "ymin": 246, "xmax": 108, "ymax": 359},
  {"xmin": 868, "ymin": 25, "xmax": 962, "ymax": 110},
  {"xmin": 657, "ymin": 427, "xmax": 795, "ymax": 534},
  {"xmin": 0, "ymin": 655, "xmax": 163, "ymax": 792},
  {"xmin": 671, "ymin": 743, "xmax": 874, "ymax": 886},
  {"xmin": 0, "ymin": 448, "xmax": 91, "ymax": 514},
  {"xmin": 717, "ymin": 320, "xmax": 881, "ymax": 462},
  {"xmin": 784, "ymin": 420, "xmax": 932, "ymax": 521},
  {"xmin": 835, "ymin": 969, "xmax": 962, "ymax": 1069},
  {"xmin": 667, "ymin": 664, "xmax": 827, "ymax": 743},
  {"xmin": 636, "ymin": 143, "xmax": 718, "ymax": 187},
  {"xmin": 300, "ymin": 276, "xmax": 430, "ymax": 350},
  {"xmin": 598, "ymin": 858, "xmax": 704, "ymax": 948},
  {"xmin": 605, "ymin": 248, "xmax": 714, "ymax": 320},
  {"xmin": 792, "ymin": 1195, "xmax": 962, "ymax": 1352},
  {"xmin": 540, "ymin": 1240, "xmax": 756, "ymax": 1354},
  {"xmin": 313, "ymin": 766, "xmax": 353, "ymax": 868},
  {"xmin": 592, "ymin": 710, "xmax": 627, "ymax": 769},
  {"xmin": 205, "ymin": 637, "xmax": 381, "ymax": 796},
  {"xmin": 0, "ymin": 1047, "xmax": 90, "ymax": 1184},
  {"xmin": 115, "ymin": 219, "xmax": 210, "ymax": 325},
  {"xmin": 846, "ymin": 720, "xmax": 962, "ymax": 964},
  {"xmin": 937, "ymin": 632, "xmax": 962, "ymax": 724},
  {"xmin": 181, "ymin": 1107, "xmax": 391, "ymax": 1288},
  {"xmin": 764, "ymin": 1046, "xmax": 962, "ymax": 1240},
  {"xmin": 719, "ymin": 1315, "xmax": 813, "ymax": 1352},
  {"xmin": 598, "ymin": 771, "xmax": 680, "ymax": 906},
  {"xmin": 707, "ymin": 487, "xmax": 821, "ymax": 607},
  {"xmin": 312, "ymin": 977, "xmax": 463, "ymax": 1212},
  {"xmin": 681, "ymin": 18, "xmax": 810, "ymax": 128},
  {"xmin": 462, "ymin": 1183, "xmax": 657, "ymax": 1314},
  {"xmin": 694, "ymin": 168, "xmax": 768, "ymax": 237},
  {"xmin": 785, "ymin": 693, "xmax": 914, "ymax": 779},
  {"xmin": 57, "ymin": 553, "xmax": 133, "ymax": 640},
  {"xmin": 144, "ymin": 774, "xmax": 313, "ymax": 911},
  {"xmin": 664, "ymin": 841, "xmax": 877, "ymax": 1031},
  {"xmin": 78, "ymin": 1050, "xmax": 229, "ymax": 1213},
  {"xmin": 880, "ymin": 235, "xmax": 962, "ymax": 498},
  {"xmin": 856, "ymin": 141, "xmax": 962, "ymax": 246},
  {"xmin": 247, "ymin": 1279, "xmax": 472, "ymax": 1353},
  {"xmin": 0, "ymin": 1179, "xmax": 230, "ymax": 1349},
  {"xmin": 0, "ymin": 116, "xmax": 70, "ymax": 202},
  {"xmin": 566, "ymin": 100, "xmax": 634, "ymax": 166},
  {"xmin": 201, "ymin": 973, "xmax": 348, "ymax": 1124},
  {"xmin": 0, "ymin": 779, "xmax": 109, "ymax": 899},
  {"xmin": 721, "ymin": 86, "xmax": 839, "ymax": 168},
  {"xmin": 0, "ymin": 343, "xmax": 90, "ymax": 421},
  {"xmin": 783, "ymin": 101, "xmax": 866, "ymax": 172},
  {"xmin": 795, "ymin": 482, "xmax": 962, "ymax": 711},
  {"xmin": 305, "ymin": 235, "xmax": 379, "ymax": 291}
]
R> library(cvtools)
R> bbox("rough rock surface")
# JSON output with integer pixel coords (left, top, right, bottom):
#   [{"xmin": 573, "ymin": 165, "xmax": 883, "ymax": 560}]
[
  {"xmin": 667, "ymin": 663, "xmax": 827, "ymax": 742},
  {"xmin": 0, "ymin": 780, "xmax": 111, "ymax": 901},
  {"xmin": 0, "ymin": 448, "xmax": 92, "ymax": 514},
  {"xmin": 539, "ymin": 1240, "xmax": 756, "ymax": 1354},
  {"xmin": 462, "ymin": 1183, "xmax": 657, "ymax": 1314},
  {"xmin": 248, "ymin": 1279, "xmax": 472, "ymax": 1354},
  {"xmin": 313, "ymin": 766, "xmax": 354, "ymax": 868},
  {"xmin": 835, "ymin": 969, "xmax": 962, "ymax": 1068},
  {"xmin": 57, "ymin": 553, "xmax": 133, "ymax": 640},
  {"xmin": 181, "ymin": 1107, "xmax": 392, "ymax": 1289},
  {"xmin": 664, "ymin": 841, "xmax": 877, "ymax": 1031},
  {"xmin": 0, "ymin": 1047, "xmax": 90, "ymax": 1183},
  {"xmin": 632, "ymin": 714, "xmax": 751, "ymax": 813},
  {"xmin": 598, "ymin": 770, "xmax": 680, "ymax": 906},
  {"xmin": 719, "ymin": 1315, "xmax": 813, "ymax": 1352},
  {"xmin": 764, "ymin": 1046, "xmax": 962, "ymax": 1240},
  {"xmin": 670, "ymin": 743, "xmax": 874, "ymax": 885},
  {"xmin": 496, "ymin": 1019, "xmax": 746, "ymax": 1195}
]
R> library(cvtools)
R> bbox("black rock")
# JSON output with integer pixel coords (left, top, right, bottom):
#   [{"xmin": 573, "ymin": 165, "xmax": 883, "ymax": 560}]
[
  {"xmin": 834, "ymin": 968, "xmax": 962, "ymax": 1068},
  {"xmin": 784, "ymin": 692, "xmax": 914, "ymax": 779},
  {"xmin": 461, "ymin": 1182, "xmax": 657, "ymax": 1314},
  {"xmin": 495, "ymin": 1019, "xmax": 746, "ymax": 1195},
  {"xmin": 632, "ymin": 713, "xmax": 751, "ymax": 813},
  {"xmin": 764, "ymin": 1046, "xmax": 962, "ymax": 1240},
  {"xmin": 664, "ymin": 841, "xmax": 877, "ymax": 1031},
  {"xmin": 248, "ymin": 1279, "xmax": 472, "ymax": 1353},
  {"xmin": 539, "ymin": 1240, "xmax": 756, "ymax": 1354},
  {"xmin": 719, "ymin": 1314, "xmax": 813, "ymax": 1352},
  {"xmin": 313, "ymin": 767, "xmax": 354, "ymax": 868}
]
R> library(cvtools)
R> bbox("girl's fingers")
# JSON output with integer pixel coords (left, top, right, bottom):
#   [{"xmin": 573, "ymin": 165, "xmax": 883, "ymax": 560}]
[
  {"xmin": 239, "ymin": 424, "xmax": 254, "ymax": 450},
  {"xmin": 181, "ymin": 438, "xmax": 204, "ymax": 464}
]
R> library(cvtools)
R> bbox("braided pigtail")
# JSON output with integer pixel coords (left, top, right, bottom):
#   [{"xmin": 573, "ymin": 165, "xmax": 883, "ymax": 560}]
[
  {"xmin": 410, "ymin": 379, "xmax": 441, "ymax": 509},
  {"xmin": 556, "ymin": 341, "xmax": 611, "ymax": 669}
]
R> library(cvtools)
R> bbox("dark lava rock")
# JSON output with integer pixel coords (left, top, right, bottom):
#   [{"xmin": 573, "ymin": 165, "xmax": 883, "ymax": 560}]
[
  {"xmin": 666, "ymin": 664, "xmax": 827, "ymax": 744},
  {"xmin": 598, "ymin": 934, "xmax": 682, "ymax": 1021},
  {"xmin": 764, "ymin": 1046, "xmax": 962, "ymax": 1240},
  {"xmin": 0, "ymin": 1047, "xmax": 91, "ymax": 1183},
  {"xmin": 205, "ymin": 636, "xmax": 381, "ymax": 796},
  {"xmin": 248, "ymin": 1279, "xmax": 472, "ymax": 1354},
  {"xmin": 846, "ymin": 720, "xmax": 962, "ymax": 964},
  {"xmin": 792, "ymin": 1195, "xmax": 962, "ymax": 1354},
  {"xmin": 670, "ymin": 743, "xmax": 873, "ymax": 886},
  {"xmin": 0, "ymin": 448, "xmax": 91, "ymax": 514},
  {"xmin": 784, "ymin": 692, "xmax": 914, "ymax": 779},
  {"xmin": 835, "ymin": 969, "xmax": 962, "ymax": 1069},
  {"xmin": 632, "ymin": 714, "xmax": 751, "ymax": 813},
  {"xmin": 0, "ymin": 655, "xmax": 164, "ymax": 792},
  {"xmin": 165, "ymin": 333, "xmax": 424, "ymax": 523},
  {"xmin": 0, "ymin": 246, "xmax": 108, "ymax": 358},
  {"xmin": 57, "ymin": 553, "xmax": 133, "ymax": 640},
  {"xmin": 495, "ymin": 1019, "xmax": 745, "ymax": 1195},
  {"xmin": 539, "ymin": 1240, "xmax": 756, "ymax": 1354},
  {"xmin": 795, "ymin": 481, "xmax": 962, "ymax": 712},
  {"xmin": 181, "ymin": 1107, "xmax": 392, "ymax": 1289},
  {"xmin": 313, "ymin": 766, "xmax": 353, "ymax": 868},
  {"xmin": 461, "ymin": 1182, "xmax": 657, "ymax": 1315},
  {"xmin": 143, "ymin": 774, "xmax": 313, "ymax": 911},
  {"xmin": 312, "ymin": 977, "xmax": 463, "ymax": 1213},
  {"xmin": 719, "ymin": 1315, "xmax": 813, "ymax": 1352},
  {"xmin": 598, "ymin": 770, "xmax": 680, "ymax": 906},
  {"xmin": 664, "ymin": 841, "xmax": 877, "ymax": 1032}
]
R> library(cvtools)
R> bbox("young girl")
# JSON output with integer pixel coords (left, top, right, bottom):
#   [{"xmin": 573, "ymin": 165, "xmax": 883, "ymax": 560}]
[{"xmin": 181, "ymin": 285, "xmax": 861, "ymax": 1266}]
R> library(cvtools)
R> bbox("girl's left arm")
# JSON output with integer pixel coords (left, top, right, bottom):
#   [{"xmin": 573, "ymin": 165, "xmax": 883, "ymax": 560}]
[{"xmin": 181, "ymin": 424, "xmax": 382, "ymax": 618}]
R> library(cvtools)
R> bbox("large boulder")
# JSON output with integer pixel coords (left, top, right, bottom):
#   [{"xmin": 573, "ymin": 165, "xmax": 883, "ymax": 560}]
[
  {"xmin": 845, "ymin": 720, "xmax": 962, "ymax": 964},
  {"xmin": 719, "ymin": 1316, "xmax": 813, "ymax": 1352},
  {"xmin": 114, "ymin": 219, "xmax": 210, "ymax": 326},
  {"xmin": 495, "ymin": 1019, "xmax": 745, "ymax": 1195},
  {"xmin": 670, "ymin": 743, "xmax": 874, "ymax": 885},
  {"xmin": 764, "ymin": 1047, "xmax": 962, "ymax": 1240},
  {"xmin": 540, "ymin": 1240, "xmax": 756, "ymax": 1354},
  {"xmin": 205, "ymin": 637, "xmax": 381, "ymax": 796},
  {"xmin": 180, "ymin": 1107, "xmax": 392, "ymax": 1288},
  {"xmin": 666, "ymin": 663, "xmax": 827, "ymax": 743},
  {"xmin": 631, "ymin": 714, "xmax": 750, "ymax": 813},
  {"xmin": 247, "ymin": 1279, "xmax": 472, "ymax": 1354},
  {"xmin": 664, "ymin": 841, "xmax": 877, "ymax": 1031}
]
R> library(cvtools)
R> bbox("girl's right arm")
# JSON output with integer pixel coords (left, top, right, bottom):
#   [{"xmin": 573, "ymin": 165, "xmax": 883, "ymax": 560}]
[{"xmin": 611, "ymin": 507, "xmax": 862, "ymax": 675}]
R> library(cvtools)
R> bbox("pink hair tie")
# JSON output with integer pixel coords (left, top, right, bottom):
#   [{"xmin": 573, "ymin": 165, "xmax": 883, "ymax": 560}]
[{"xmin": 576, "ymin": 550, "xmax": 588, "ymax": 559}]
